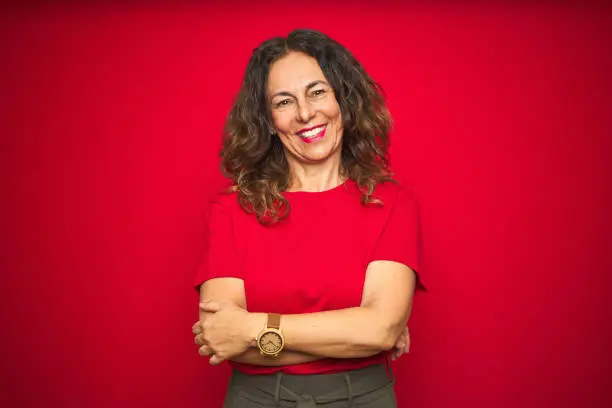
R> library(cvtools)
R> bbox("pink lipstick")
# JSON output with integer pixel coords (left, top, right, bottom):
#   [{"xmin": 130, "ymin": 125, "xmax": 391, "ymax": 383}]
[{"xmin": 296, "ymin": 124, "xmax": 327, "ymax": 144}]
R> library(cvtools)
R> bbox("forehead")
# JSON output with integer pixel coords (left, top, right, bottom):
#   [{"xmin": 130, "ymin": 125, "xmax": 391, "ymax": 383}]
[{"xmin": 267, "ymin": 51, "xmax": 327, "ymax": 95}]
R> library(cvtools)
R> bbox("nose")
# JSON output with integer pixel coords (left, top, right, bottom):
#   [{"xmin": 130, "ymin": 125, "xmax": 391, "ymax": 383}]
[{"xmin": 296, "ymin": 100, "xmax": 315, "ymax": 123}]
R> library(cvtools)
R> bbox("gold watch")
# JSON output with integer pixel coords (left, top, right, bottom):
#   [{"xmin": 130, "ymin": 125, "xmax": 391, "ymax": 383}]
[{"xmin": 256, "ymin": 313, "xmax": 285, "ymax": 357}]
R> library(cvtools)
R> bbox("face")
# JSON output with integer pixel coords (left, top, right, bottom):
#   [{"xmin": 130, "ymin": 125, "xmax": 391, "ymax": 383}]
[{"xmin": 267, "ymin": 51, "xmax": 343, "ymax": 166}]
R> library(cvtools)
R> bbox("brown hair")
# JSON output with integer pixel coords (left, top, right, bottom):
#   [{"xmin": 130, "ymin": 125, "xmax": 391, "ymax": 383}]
[{"xmin": 221, "ymin": 29, "xmax": 394, "ymax": 224}]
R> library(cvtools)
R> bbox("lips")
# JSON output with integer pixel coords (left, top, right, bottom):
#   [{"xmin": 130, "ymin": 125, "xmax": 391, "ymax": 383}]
[
  {"xmin": 296, "ymin": 124, "xmax": 327, "ymax": 144},
  {"xmin": 297, "ymin": 124, "xmax": 326, "ymax": 135}
]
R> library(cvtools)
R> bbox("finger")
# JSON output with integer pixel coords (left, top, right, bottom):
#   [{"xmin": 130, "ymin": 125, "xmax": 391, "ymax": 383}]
[
  {"xmin": 404, "ymin": 328, "xmax": 411, "ymax": 353},
  {"xmin": 194, "ymin": 334, "xmax": 206, "ymax": 347},
  {"xmin": 199, "ymin": 301, "xmax": 221, "ymax": 312},
  {"xmin": 209, "ymin": 354, "xmax": 224, "ymax": 365},
  {"xmin": 192, "ymin": 322, "xmax": 202, "ymax": 335},
  {"xmin": 394, "ymin": 327, "xmax": 408, "ymax": 345},
  {"xmin": 198, "ymin": 344, "xmax": 213, "ymax": 357}
]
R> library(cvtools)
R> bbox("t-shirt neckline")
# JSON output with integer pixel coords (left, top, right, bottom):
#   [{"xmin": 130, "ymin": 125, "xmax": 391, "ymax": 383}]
[{"xmin": 282, "ymin": 179, "xmax": 351, "ymax": 196}]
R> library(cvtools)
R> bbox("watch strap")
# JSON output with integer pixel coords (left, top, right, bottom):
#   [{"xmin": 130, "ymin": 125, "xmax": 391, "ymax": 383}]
[{"xmin": 268, "ymin": 313, "xmax": 281, "ymax": 329}]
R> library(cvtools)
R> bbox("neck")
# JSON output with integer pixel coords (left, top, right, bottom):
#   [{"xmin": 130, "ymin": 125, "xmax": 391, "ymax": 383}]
[{"xmin": 286, "ymin": 154, "xmax": 344, "ymax": 193}]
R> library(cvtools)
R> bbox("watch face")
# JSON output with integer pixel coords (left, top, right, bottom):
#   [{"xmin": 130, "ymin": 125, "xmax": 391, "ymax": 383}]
[{"xmin": 259, "ymin": 331, "xmax": 283, "ymax": 354}]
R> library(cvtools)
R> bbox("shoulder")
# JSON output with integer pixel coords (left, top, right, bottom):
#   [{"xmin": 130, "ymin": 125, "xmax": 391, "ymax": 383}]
[
  {"xmin": 373, "ymin": 180, "xmax": 418, "ymax": 209},
  {"xmin": 207, "ymin": 186, "xmax": 242, "ymax": 216}
]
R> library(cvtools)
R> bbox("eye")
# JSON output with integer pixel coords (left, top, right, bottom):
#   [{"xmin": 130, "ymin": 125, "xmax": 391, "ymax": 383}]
[
  {"xmin": 274, "ymin": 99, "xmax": 292, "ymax": 108},
  {"xmin": 311, "ymin": 88, "xmax": 327, "ymax": 97}
]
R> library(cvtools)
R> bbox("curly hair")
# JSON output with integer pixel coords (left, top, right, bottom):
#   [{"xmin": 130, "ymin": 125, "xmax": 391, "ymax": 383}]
[{"xmin": 221, "ymin": 29, "xmax": 395, "ymax": 224}]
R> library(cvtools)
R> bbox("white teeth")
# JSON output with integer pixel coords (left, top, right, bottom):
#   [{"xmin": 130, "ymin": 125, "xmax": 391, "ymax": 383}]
[{"xmin": 300, "ymin": 125, "xmax": 325, "ymax": 138}]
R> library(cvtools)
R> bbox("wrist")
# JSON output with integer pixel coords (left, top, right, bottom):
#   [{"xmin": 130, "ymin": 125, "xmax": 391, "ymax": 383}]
[{"xmin": 247, "ymin": 312, "xmax": 266, "ymax": 348}]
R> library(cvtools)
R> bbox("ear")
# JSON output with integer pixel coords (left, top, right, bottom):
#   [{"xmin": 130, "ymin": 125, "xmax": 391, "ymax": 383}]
[{"xmin": 265, "ymin": 118, "xmax": 277, "ymax": 136}]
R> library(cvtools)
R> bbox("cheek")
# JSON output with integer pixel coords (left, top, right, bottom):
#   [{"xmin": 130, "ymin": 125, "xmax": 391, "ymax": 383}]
[
  {"xmin": 329, "ymin": 107, "xmax": 343, "ymax": 134},
  {"xmin": 272, "ymin": 112, "xmax": 292, "ymax": 133},
  {"xmin": 325, "ymin": 102, "xmax": 342, "ymax": 125},
  {"xmin": 275, "ymin": 126, "xmax": 295, "ymax": 150}
]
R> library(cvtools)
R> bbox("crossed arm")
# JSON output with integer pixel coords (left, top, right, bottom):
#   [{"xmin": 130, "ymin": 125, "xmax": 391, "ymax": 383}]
[{"xmin": 194, "ymin": 260, "xmax": 416, "ymax": 366}]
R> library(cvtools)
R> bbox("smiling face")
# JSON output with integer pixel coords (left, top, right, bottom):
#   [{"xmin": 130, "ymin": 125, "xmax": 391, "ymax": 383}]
[{"xmin": 267, "ymin": 51, "xmax": 343, "ymax": 168}]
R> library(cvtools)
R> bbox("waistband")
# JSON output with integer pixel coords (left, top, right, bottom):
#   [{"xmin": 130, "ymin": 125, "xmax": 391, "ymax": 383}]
[{"xmin": 229, "ymin": 362, "xmax": 394, "ymax": 408}]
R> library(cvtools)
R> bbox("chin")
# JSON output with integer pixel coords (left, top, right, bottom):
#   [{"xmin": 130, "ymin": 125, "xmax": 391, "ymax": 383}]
[{"xmin": 302, "ymin": 146, "xmax": 338, "ymax": 163}]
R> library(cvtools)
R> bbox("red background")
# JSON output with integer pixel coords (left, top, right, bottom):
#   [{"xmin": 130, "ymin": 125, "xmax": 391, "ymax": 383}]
[{"xmin": 2, "ymin": 2, "xmax": 611, "ymax": 407}]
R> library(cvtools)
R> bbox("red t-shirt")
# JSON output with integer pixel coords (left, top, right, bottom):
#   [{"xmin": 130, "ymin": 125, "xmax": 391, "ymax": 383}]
[{"xmin": 194, "ymin": 179, "xmax": 422, "ymax": 375}]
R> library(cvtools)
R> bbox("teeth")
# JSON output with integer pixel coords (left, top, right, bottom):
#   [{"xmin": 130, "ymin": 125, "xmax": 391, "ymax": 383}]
[{"xmin": 300, "ymin": 126, "xmax": 325, "ymax": 138}]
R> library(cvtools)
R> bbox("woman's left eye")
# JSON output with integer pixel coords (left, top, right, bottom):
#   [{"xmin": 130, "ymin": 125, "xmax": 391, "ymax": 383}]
[{"xmin": 312, "ymin": 89, "xmax": 326, "ymax": 97}]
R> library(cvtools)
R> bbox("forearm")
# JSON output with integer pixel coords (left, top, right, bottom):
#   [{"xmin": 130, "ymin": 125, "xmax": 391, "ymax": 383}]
[
  {"xmin": 199, "ymin": 263, "xmax": 416, "ymax": 362},
  {"xmin": 230, "ymin": 349, "xmax": 324, "ymax": 366},
  {"xmin": 248, "ymin": 306, "xmax": 409, "ymax": 359}
]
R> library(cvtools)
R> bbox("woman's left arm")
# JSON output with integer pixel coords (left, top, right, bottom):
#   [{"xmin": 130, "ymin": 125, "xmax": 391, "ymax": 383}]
[
  {"xmin": 201, "ymin": 260, "xmax": 415, "ymax": 361},
  {"xmin": 279, "ymin": 260, "xmax": 415, "ymax": 357}
]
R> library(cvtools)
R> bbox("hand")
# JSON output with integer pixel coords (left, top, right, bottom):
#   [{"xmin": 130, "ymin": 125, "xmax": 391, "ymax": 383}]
[
  {"xmin": 390, "ymin": 326, "xmax": 410, "ymax": 361},
  {"xmin": 192, "ymin": 320, "xmax": 216, "ymax": 357},
  {"xmin": 197, "ymin": 300, "xmax": 260, "ymax": 365}
]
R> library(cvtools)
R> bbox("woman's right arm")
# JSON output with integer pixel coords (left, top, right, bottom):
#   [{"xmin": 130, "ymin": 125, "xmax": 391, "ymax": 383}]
[
  {"xmin": 199, "ymin": 277, "xmax": 323, "ymax": 366},
  {"xmin": 230, "ymin": 349, "xmax": 322, "ymax": 366}
]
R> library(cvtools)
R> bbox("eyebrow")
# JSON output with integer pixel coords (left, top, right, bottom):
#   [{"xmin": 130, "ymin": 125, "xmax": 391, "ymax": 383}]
[{"xmin": 271, "ymin": 80, "xmax": 329, "ymax": 99}]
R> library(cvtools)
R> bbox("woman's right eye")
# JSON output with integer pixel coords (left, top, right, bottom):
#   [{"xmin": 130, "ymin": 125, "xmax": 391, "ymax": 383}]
[{"xmin": 275, "ymin": 99, "xmax": 292, "ymax": 108}]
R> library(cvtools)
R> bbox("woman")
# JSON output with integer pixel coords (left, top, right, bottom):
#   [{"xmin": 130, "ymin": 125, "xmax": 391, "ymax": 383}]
[{"xmin": 192, "ymin": 29, "xmax": 424, "ymax": 408}]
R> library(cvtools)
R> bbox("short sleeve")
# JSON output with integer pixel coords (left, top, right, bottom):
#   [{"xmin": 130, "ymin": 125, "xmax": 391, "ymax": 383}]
[
  {"xmin": 369, "ymin": 187, "xmax": 425, "ymax": 291},
  {"xmin": 193, "ymin": 199, "xmax": 243, "ymax": 289}
]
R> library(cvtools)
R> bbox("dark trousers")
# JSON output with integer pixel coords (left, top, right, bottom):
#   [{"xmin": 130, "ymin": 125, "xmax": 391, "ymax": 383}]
[{"xmin": 222, "ymin": 363, "xmax": 397, "ymax": 408}]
